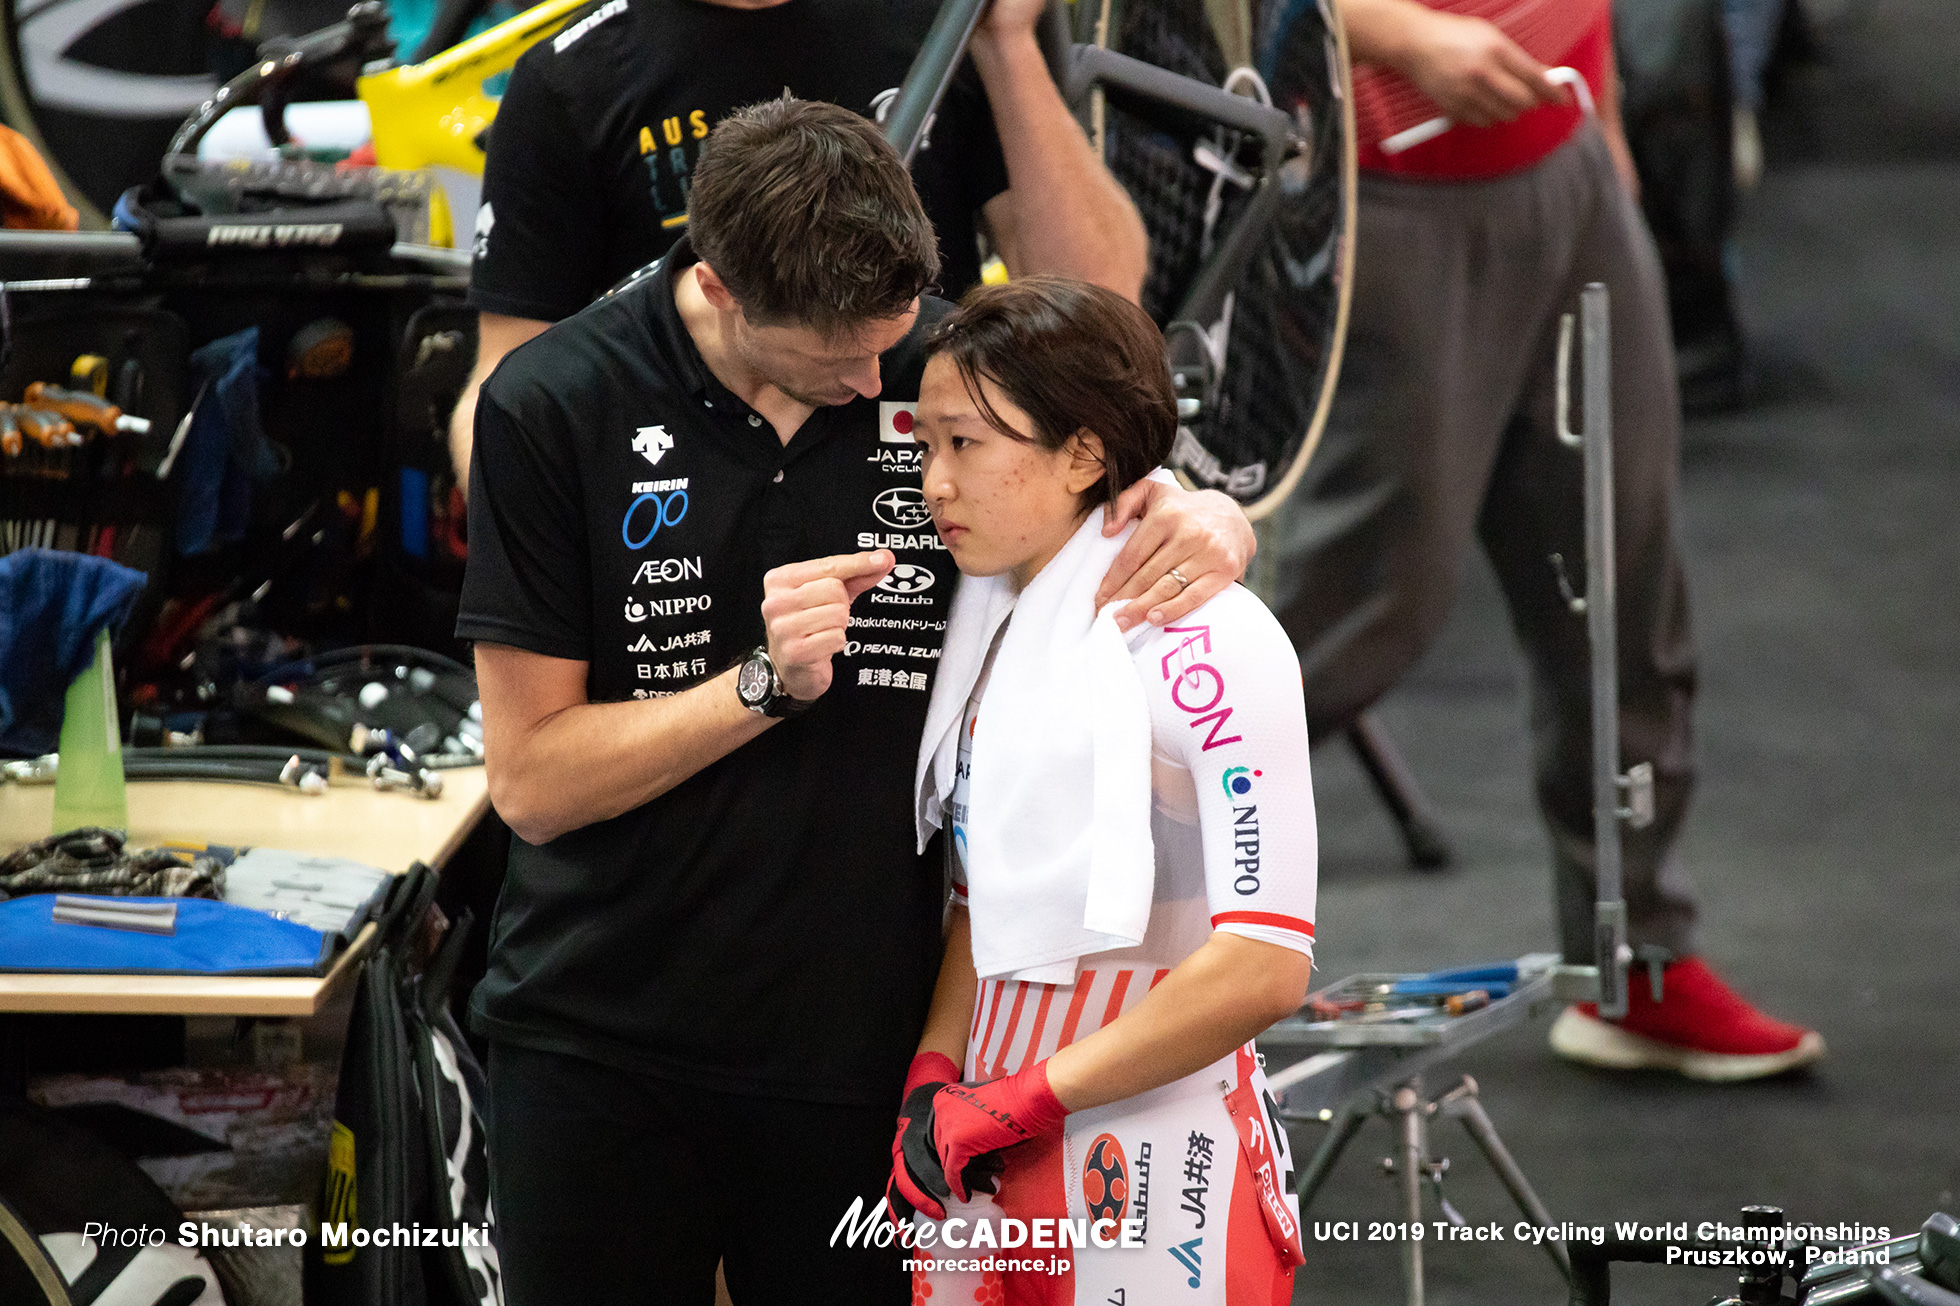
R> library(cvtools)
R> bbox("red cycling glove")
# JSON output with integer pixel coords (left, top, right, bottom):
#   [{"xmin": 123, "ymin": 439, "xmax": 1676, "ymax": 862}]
[
  {"xmin": 904, "ymin": 1050, "xmax": 961, "ymax": 1101},
  {"xmin": 888, "ymin": 1051, "xmax": 960, "ymax": 1222},
  {"xmin": 890, "ymin": 1058, "xmax": 1069, "ymax": 1221}
]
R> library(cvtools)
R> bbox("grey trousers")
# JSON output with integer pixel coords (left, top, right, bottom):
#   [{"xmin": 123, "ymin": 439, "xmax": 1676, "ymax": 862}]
[{"xmin": 1267, "ymin": 124, "xmax": 1701, "ymax": 962}]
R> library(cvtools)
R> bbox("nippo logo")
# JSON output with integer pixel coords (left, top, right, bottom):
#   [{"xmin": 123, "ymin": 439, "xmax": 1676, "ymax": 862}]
[
  {"xmin": 879, "ymin": 402, "xmax": 918, "ymax": 443},
  {"xmin": 1082, "ymin": 1133, "xmax": 1129, "ymax": 1224},
  {"xmin": 873, "ymin": 487, "xmax": 933, "ymax": 529},
  {"xmin": 1222, "ymin": 766, "xmax": 1262, "ymax": 799},
  {"xmin": 878, "ymin": 563, "xmax": 936, "ymax": 595}
]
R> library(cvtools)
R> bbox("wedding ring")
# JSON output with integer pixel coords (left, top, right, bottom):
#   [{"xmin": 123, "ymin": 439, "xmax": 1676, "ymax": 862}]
[{"xmin": 1168, "ymin": 567, "xmax": 1192, "ymax": 591}]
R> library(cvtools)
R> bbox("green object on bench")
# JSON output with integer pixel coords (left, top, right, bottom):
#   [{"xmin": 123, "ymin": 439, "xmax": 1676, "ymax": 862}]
[{"xmin": 51, "ymin": 628, "xmax": 127, "ymax": 835}]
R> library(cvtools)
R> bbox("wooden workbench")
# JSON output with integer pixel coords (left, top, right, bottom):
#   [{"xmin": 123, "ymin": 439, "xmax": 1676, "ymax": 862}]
[{"xmin": 0, "ymin": 768, "xmax": 491, "ymax": 1017}]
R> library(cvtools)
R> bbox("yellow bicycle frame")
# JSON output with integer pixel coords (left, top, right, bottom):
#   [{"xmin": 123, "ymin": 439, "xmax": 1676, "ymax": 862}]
[{"xmin": 357, "ymin": 0, "xmax": 588, "ymax": 176}]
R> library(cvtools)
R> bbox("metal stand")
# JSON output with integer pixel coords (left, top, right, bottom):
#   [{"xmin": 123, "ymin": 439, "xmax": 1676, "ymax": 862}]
[
  {"xmin": 1546, "ymin": 282, "xmax": 1654, "ymax": 1015},
  {"xmin": 1256, "ymin": 285, "xmax": 1665, "ymax": 1305},
  {"xmin": 1264, "ymin": 956, "xmax": 1575, "ymax": 1305},
  {"xmin": 1289, "ymin": 1077, "xmax": 1570, "ymax": 1306}
]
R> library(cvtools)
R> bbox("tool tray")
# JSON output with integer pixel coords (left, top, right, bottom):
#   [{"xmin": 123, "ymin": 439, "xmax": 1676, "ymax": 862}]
[{"xmin": 1266, "ymin": 956, "xmax": 1562, "ymax": 1050}]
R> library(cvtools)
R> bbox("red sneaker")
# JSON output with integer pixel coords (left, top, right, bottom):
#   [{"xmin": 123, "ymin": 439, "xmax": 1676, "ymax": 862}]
[{"xmin": 1549, "ymin": 956, "xmax": 1826, "ymax": 1081}]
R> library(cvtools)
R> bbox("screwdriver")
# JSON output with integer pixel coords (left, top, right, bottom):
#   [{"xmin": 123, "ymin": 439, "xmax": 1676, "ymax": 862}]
[
  {"xmin": 15, "ymin": 405, "xmax": 80, "ymax": 448},
  {"xmin": 23, "ymin": 382, "xmax": 151, "ymax": 435}
]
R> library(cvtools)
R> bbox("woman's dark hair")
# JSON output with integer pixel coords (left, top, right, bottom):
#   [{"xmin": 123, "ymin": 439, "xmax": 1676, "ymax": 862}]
[{"xmin": 924, "ymin": 278, "xmax": 1177, "ymax": 503}]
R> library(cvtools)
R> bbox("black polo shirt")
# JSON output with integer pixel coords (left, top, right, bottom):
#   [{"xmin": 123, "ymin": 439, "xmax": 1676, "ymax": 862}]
[
  {"xmin": 458, "ymin": 239, "xmax": 956, "ymax": 1105},
  {"xmin": 467, "ymin": 0, "xmax": 1011, "ymax": 322}
]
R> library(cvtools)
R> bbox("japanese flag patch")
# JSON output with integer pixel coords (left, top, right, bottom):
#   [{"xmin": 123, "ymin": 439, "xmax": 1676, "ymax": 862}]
[{"xmin": 879, "ymin": 402, "xmax": 917, "ymax": 443}]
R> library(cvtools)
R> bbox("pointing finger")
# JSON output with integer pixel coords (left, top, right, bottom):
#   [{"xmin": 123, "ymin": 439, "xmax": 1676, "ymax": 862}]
[
  {"xmin": 842, "ymin": 551, "xmax": 897, "ymax": 600},
  {"xmin": 769, "ymin": 550, "xmax": 895, "ymax": 591}
]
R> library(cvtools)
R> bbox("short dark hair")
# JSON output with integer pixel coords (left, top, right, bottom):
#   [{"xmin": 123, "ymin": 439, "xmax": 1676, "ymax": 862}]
[
  {"xmin": 925, "ymin": 278, "xmax": 1176, "ymax": 503},
  {"xmin": 688, "ymin": 97, "xmax": 940, "ymax": 337}
]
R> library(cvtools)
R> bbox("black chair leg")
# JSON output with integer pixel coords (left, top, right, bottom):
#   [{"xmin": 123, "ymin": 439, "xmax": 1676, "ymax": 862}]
[{"xmin": 1345, "ymin": 710, "xmax": 1454, "ymax": 870}]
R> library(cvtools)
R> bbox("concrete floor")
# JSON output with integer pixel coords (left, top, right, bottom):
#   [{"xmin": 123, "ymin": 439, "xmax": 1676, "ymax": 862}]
[{"xmin": 1288, "ymin": 2, "xmax": 1960, "ymax": 1301}]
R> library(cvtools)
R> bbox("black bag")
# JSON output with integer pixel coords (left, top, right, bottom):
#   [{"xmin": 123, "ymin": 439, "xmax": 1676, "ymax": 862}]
[{"xmin": 306, "ymin": 863, "xmax": 502, "ymax": 1306}]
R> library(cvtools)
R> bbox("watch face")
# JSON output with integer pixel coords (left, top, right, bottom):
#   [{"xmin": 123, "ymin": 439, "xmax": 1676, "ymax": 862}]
[{"xmin": 736, "ymin": 654, "xmax": 772, "ymax": 705}]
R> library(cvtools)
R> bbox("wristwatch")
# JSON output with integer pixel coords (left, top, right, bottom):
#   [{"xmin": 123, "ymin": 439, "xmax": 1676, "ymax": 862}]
[{"xmin": 736, "ymin": 646, "xmax": 813, "ymax": 718}]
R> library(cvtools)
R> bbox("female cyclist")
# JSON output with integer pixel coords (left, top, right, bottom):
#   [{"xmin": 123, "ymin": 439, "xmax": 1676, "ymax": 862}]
[{"xmin": 890, "ymin": 277, "xmax": 1318, "ymax": 1304}]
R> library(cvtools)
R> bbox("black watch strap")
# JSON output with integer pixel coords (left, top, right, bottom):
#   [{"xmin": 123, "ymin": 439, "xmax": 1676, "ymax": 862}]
[{"xmin": 739, "ymin": 646, "xmax": 813, "ymax": 718}]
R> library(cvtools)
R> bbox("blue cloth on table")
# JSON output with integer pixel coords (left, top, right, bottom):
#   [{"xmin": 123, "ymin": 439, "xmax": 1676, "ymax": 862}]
[
  {"xmin": 0, "ymin": 895, "xmax": 334, "ymax": 975},
  {"xmin": 0, "ymin": 548, "xmax": 146, "ymax": 756},
  {"xmin": 176, "ymin": 326, "xmax": 284, "ymax": 556}
]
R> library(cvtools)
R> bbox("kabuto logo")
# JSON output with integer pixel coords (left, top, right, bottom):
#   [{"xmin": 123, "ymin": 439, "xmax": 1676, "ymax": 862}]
[
  {"xmin": 878, "ymin": 564, "xmax": 935, "ymax": 594},
  {"xmin": 1082, "ymin": 1134, "xmax": 1130, "ymax": 1225},
  {"xmin": 873, "ymin": 487, "xmax": 932, "ymax": 529}
]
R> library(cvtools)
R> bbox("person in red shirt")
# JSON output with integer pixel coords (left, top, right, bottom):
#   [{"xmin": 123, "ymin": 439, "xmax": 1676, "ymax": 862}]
[{"xmin": 1264, "ymin": 0, "xmax": 1822, "ymax": 1080}]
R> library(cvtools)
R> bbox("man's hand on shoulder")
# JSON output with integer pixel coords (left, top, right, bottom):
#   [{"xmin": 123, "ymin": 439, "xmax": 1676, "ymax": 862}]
[
  {"xmin": 1096, "ymin": 480, "xmax": 1255, "ymax": 630},
  {"xmin": 761, "ymin": 550, "xmax": 895, "ymax": 701}
]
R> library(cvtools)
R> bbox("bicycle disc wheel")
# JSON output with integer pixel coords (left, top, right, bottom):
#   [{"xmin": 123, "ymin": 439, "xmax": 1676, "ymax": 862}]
[{"xmin": 1106, "ymin": 0, "xmax": 1356, "ymax": 520}]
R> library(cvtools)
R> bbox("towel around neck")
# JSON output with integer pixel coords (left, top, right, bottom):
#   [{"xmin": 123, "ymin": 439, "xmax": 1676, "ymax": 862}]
[{"xmin": 915, "ymin": 507, "xmax": 1157, "ymax": 982}]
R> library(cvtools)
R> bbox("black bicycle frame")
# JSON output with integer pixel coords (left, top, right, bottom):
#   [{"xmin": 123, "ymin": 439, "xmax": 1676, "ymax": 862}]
[{"xmin": 878, "ymin": 0, "xmax": 1305, "ymax": 414}]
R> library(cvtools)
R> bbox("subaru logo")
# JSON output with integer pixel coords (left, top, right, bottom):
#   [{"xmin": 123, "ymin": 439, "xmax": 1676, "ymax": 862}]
[
  {"xmin": 873, "ymin": 487, "xmax": 933, "ymax": 530},
  {"xmin": 878, "ymin": 564, "xmax": 936, "ymax": 594}
]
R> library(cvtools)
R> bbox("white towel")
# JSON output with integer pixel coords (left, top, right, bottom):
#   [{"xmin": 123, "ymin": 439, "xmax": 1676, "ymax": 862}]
[{"xmin": 915, "ymin": 508, "xmax": 1156, "ymax": 982}]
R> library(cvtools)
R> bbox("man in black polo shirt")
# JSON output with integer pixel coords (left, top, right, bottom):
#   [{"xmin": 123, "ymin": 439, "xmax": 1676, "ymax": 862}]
[
  {"xmin": 449, "ymin": 0, "xmax": 1149, "ymax": 483},
  {"xmin": 460, "ymin": 99, "xmax": 1249, "ymax": 1302}
]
